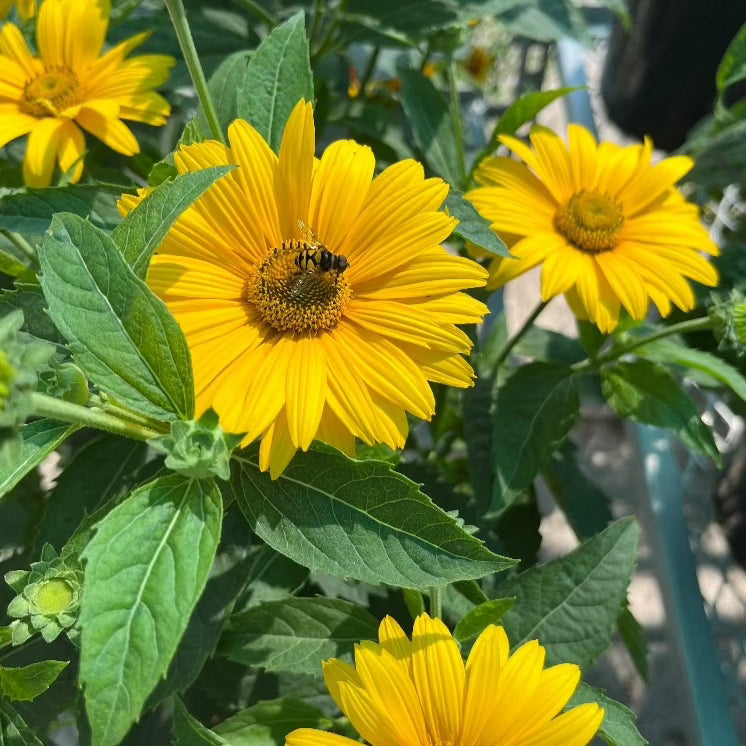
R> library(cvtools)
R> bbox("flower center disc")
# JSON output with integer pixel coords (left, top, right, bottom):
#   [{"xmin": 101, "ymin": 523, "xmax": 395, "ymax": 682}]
[
  {"xmin": 36, "ymin": 579, "xmax": 74, "ymax": 614},
  {"xmin": 554, "ymin": 190, "xmax": 624, "ymax": 253},
  {"xmin": 247, "ymin": 240, "xmax": 351, "ymax": 334},
  {"xmin": 21, "ymin": 68, "xmax": 81, "ymax": 117}
]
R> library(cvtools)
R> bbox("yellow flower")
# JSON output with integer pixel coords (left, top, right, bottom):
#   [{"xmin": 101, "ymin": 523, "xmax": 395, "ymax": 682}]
[
  {"xmin": 286, "ymin": 613, "xmax": 604, "ymax": 746},
  {"xmin": 466, "ymin": 126, "xmax": 719, "ymax": 333},
  {"xmin": 0, "ymin": 0, "xmax": 35, "ymax": 21},
  {"xmin": 0, "ymin": 0, "xmax": 174, "ymax": 187},
  {"xmin": 122, "ymin": 100, "xmax": 488, "ymax": 477}
]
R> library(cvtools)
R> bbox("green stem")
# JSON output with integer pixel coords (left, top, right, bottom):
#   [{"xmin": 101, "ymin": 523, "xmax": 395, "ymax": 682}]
[
  {"xmin": 573, "ymin": 316, "xmax": 714, "ymax": 373},
  {"xmin": 234, "ymin": 0, "xmax": 276, "ymax": 27},
  {"xmin": 493, "ymin": 300, "xmax": 549, "ymax": 370},
  {"xmin": 164, "ymin": 0, "xmax": 226, "ymax": 144},
  {"xmin": 89, "ymin": 395, "xmax": 169, "ymax": 434},
  {"xmin": 31, "ymin": 392, "xmax": 160, "ymax": 441},
  {"xmin": 447, "ymin": 57, "xmax": 468, "ymax": 190},
  {"xmin": 358, "ymin": 45, "xmax": 380, "ymax": 94},
  {"xmin": 309, "ymin": 0, "xmax": 323, "ymax": 46},
  {"xmin": 1, "ymin": 230, "xmax": 38, "ymax": 268},
  {"xmin": 429, "ymin": 586, "xmax": 443, "ymax": 619}
]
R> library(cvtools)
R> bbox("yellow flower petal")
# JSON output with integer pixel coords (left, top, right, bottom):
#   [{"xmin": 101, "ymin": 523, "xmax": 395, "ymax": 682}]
[
  {"xmin": 23, "ymin": 117, "xmax": 63, "ymax": 188},
  {"xmin": 0, "ymin": 23, "xmax": 39, "ymax": 78},
  {"xmin": 276, "ymin": 99, "xmax": 315, "ymax": 239},
  {"xmin": 76, "ymin": 105, "xmax": 138, "ymax": 155},
  {"xmin": 0, "ymin": 107, "xmax": 36, "ymax": 148},
  {"xmin": 520, "ymin": 703, "xmax": 605, "ymax": 746},
  {"xmin": 286, "ymin": 730, "xmax": 360, "ymax": 746},
  {"xmin": 377, "ymin": 616, "xmax": 411, "ymax": 662},
  {"xmin": 309, "ymin": 139, "xmax": 375, "ymax": 251},
  {"xmin": 411, "ymin": 613, "xmax": 465, "ymax": 744},
  {"xmin": 285, "ymin": 336, "xmax": 327, "ymax": 450},
  {"xmin": 56, "ymin": 119, "xmax": 85, "ymax": 183}
]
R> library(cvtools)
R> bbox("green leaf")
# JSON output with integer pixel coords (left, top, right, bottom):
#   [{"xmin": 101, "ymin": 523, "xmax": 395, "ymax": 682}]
[
  {"xmin": 491, "ymin": 86, "xmax": 581, "ymax": 139},
  {"xmin": 498, "ymin": 518, "xmax": 640, "ymax": 669},
  {"xmin": 0, "ymin": 285, "xmax": 65, "ymax": 347},
  {"xmin": 38, "ymin": 214, "xmax": 194, "ymax": 420},
  {"xmin": 568, "ymin": 683, "xmax": 647, "ymax": 746},
  {"xmin": 491, "ymin": 363, "xmax": 579, "ymax": 516},
  {"xmin": 543, "ymin": 440, "xmax": 613, "ymax": 540},
  {"xmin": 514, "ymin": 327, "xmax": 586, "ymax": 365},
  {"xmin": 148, "ymin": 514, "xmax": 255, "ymax": 707},
  {"xmin": 601, "ymin": 359, "xmax": 720, "ymax": 463},
  {"xmin": 453, "ymin": 598, "xmax": 516, "ymax": 642},
  {"xmin": 220, "ymin": 597, "xmax": 378, "ymax": 675},
  {"xmin": 617, "ymin": 604, "xmax": 649, "ymax": 683},
  {"xmin": 0, "ymin": 241, "xmax": 35, "ymax": 282},
  {"xmin": 344, "ymin": 0, "xmax": 459, "ymax": 42},
  {"xmin": 716, "ymin": 21, "xmax": 746, "ymax": 95},
  {"xmin": 231, "ymin": 445, "xmax": 515, "ymax": 590},
  {"xmin": 0, "ymin": 419, "xmax": 78, "ymax": 502},
  {"xmin": 635, "ymin": 336, "xmax": 746, "ymax": 402},
  {"xmin": 198, "ymin": 51, "xmax": 250, "ymax": 136},
  {"xmin": 236, "ymin": 12, "xmax": 314, "ymax": 153},
  {"xmin": 213, "ymin": 698, "xmax": 334, "ymax": 745},
  {"xmin": 444, "ymin": 191, "xmax": 510, "ymax": 256},
  {"xmin": 173, "ymin": 698, "xmax": 227, "ymax": 746},
  {"xmin": 79, "ymin": 475, "xmax": 222, "ymax": 746},
  {"xmin": 0, "ymin": 186, "xmax": 121, "ymax": 235},
  {"xmin": 112, "ymin": 167, "xmax": 234, "ymax": 279},
  {"xmin": 399, "ymin": 68, "xmax": 462, "ymax": 186},
  {"xmin": 0, "ymin": 700, "xmax": 43, "ymax": 745},
  {"xmin": 0, "ymin": 661, "xmax": 68, "ymax": 703},
  {"xmin": 0, "ymin": 627, "xmax": 11, "ymax": 648},
  {"xmin": 33, "ymin": 434, "xmax": 147, "ymax": 553}
]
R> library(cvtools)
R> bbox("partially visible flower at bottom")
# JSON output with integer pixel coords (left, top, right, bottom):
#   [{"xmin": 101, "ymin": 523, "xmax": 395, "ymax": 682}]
[{"xmin": 286, "ymin": 613, "xmax": 604, "ymax": 746}]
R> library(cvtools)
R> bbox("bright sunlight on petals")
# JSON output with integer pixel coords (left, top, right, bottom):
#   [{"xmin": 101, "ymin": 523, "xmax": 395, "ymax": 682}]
[
  {"xmin": 0, "ymin": 0, "xmax": 174, "ymax": 186},
  {"xmin": 466, "ymin": 125, "xmax": 719, "ymax": 333},
  {"xmin": 285, "ymin": 613, "xmax": 604, "ymax": 746},
  {"xmin": 123, "ymin": 100, "xmax": 488, "ymax": 477}
]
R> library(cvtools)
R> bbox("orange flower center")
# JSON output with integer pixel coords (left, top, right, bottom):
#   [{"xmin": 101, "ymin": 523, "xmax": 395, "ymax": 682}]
[
  {"xmin": 554, "ymin": 190, "xmax": 624, "ymax": 253},
  {"xmin": 246, "ymin": 240, "xmax": 351, "ymax": 334},
  {"xmin": 20, "ymin": 68, "xmax": 82, "ymax": 117}
]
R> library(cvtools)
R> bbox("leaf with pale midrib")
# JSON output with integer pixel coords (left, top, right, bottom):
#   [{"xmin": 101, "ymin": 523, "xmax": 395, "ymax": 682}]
[
  {"xmin": 498, "ymin": 518, "xmax": 640, "ymax": 669},
  {"xmin": 231, "ymin": 444, "xmax": 515, "ymax": 590},
  {"xmin": 38, "ymin": 214, "xmax": 194, "ymax": 420},
  {"xmin": 236, "ymin": 12, "xmax": 313, "ymax": 153},
  {"xmin": 79, "ymin": 475, "xmax": 222, "ymax": 746},
  {"xmin": 112, "ymin": 167, "xmax": 234, "ymax": 278}
]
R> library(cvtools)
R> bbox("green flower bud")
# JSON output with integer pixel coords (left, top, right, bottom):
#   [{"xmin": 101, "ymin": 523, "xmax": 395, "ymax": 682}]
[
  {"xmin": 149, "ymin": 409, "xmax": 242, "ymax": 481},
  {"xmin": 5, "ymin": 544, "xmax": 83, "ymax": 646},
  {"xmin": 708, "ymin": 288, "xmax": 746, "ymax": 357},
  {"xmin": 38, "ymin": 360, "xmax": 89, "ymax": 405}
]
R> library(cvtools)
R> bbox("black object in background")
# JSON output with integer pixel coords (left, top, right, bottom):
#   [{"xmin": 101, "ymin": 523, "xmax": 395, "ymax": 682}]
[{"xmin": 601, "ymin": 0, "xmax": 746, "ymax": 151}]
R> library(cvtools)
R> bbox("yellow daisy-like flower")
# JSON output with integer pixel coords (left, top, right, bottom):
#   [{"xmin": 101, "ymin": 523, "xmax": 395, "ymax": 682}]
[
  {"xmin": 466, "ymin": 126, "xmax": 719, "ymax": 333},
  {"xmin": 286, "ymin": 613, "xmax": 604, "ymax": 746},
  {"xmin": 0, "ymin": 0, "xmax": 174, "ymax": 187},
  {"xmin": 122, "ymin": 100, "xmax": 488, "ymax": 477},
  {"xmin": 0, "ymin": 0, "xmax": 35, "ymax": 21}
]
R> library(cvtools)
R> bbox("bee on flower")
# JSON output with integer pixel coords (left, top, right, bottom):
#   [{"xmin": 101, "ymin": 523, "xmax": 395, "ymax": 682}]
[
  {"xmin": 0, "ymin": 0, "xmax": 174, "ymax": 187},
  {"xmin": 119, "ymin": 99, "xmax": 489, "ymax": 478}
]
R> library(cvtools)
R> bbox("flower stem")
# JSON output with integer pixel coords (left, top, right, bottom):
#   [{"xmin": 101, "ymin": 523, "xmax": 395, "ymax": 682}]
[
  {"xmin": 492, "ymin": 300, "xmax": 549, "ymax": 370},
  {"xmin": 89, "ymin": 394, "xmax": 170, "ymax": 434},
  {"xmin": 447, "ymin": 57, "xmax": 468, "ymax": 190},
  {"xmin": 31, "ymin": 392, "xmax": 161, "ymax": 441},
  {"xmin": 429, "ymin": 586, "xmax": 443, "ymax": 619},
  {"xmin": 358, "ymin": 45, "xmax": 380, "ymax": 94},
  {"xmin": 573, "ymin": 316, "xmax": 714, "ymax": 372},
  {"xmin": 233, "ymin": 0, "xmax": 276, "ymax": 27},
  {"xmin": 1, "ymin": 230, "xmax": 38, "ymax": 268},
  {"xmin": 164, "ymin": 0, "xmax": 226, "ymax": 144}
]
